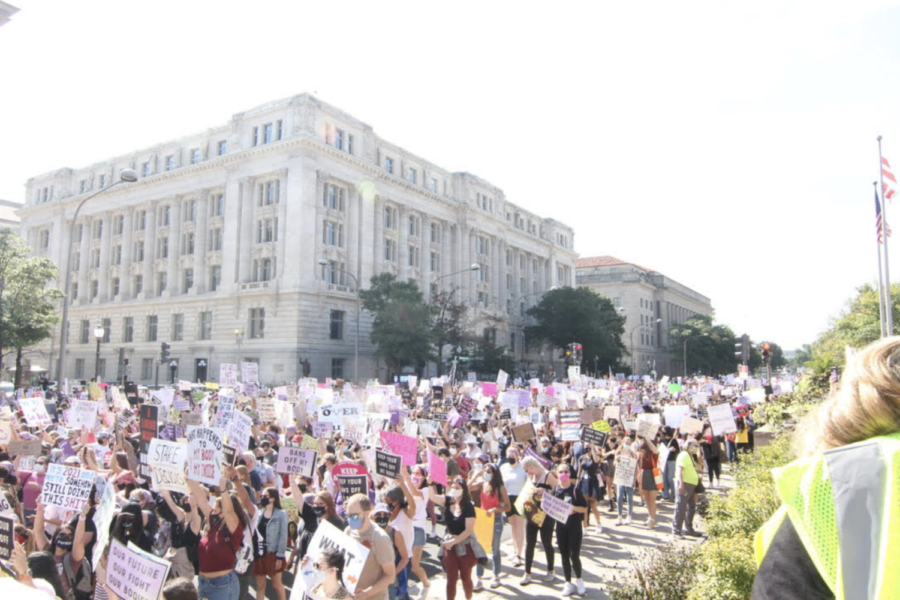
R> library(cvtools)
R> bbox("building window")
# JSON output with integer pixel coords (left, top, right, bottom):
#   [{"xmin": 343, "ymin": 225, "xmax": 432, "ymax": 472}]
[
  {"xmin": 142, "ymin": 162, "xmax": 151, "ymax": 177},
  {"xmin": 407, "ymin": 168, "xmax": 417, "ymax": 184},
  {"xmin": 257, "ymin": 217, "xmax": 278, "ymax": 243},
  {"xmin": 276, "ymin": 120, "xmax": 283, "ymax": 141},
  {"xmin": 209, "ymin": 266, "xmax": 221, "ymax": 291},
  {"xmin": 264, "ymin": 123, "xmax": 273, "ymax": 144},
  {"xmin": 199, "ymin": 311, "xmax": 212, "ymax": 340},
  {"xmin": 141, "ymin": 358, "xmax": 153, "ymax": 380},
  {"xmin": 477, "ymin": 236, "xmax": 488, "ymax": 255},
  {"xmin": 190, "ymin": 148, "xmax": 201, "ymax": 164},
  {"xmin": 384, "ymin": 157, "xmax": 394, "ymax": 174},
  {"xmin": 182, "ymin": 268, "xmax": 193, "ymax": 293},
  {"xmin": 91, "ymin": 248, "xmax": 100, "ymax": 269},
  {"xmin": 429, "ymin": 178, "xmax": 438, "ymax": 193},
  {"xmin": 477, "ymin": 266, "xmax": 488, "ymax": 282},
  {"xmin": 133, "ymin": 275, "xmax": 143, "ymax": 295},
  {"xmin": 384, "ymin": 239, "xmax": 396, "ymax": 262},
  {"xmin": 74, "ymin": 359, "xmax": 85, "ymax": 379},
  {"xmin": 330, "ymin": 310, "xmax": 344, "ymax": 340},
  {"xmin": 92, "ymin": 219, "xmax": 103, "ymax": 240},
  {"xmin": 334, "ymin": 129, "xmax": 344, "ymax": 150},
  {"xmin": 159, "ymin": 205, "xmax": 171, "ymax": 226},
  {"xmin": 384, "ymin": 207, "xmax": 396, "ymax": 229},
  {"xmin": 347, "ymin": 134, "xmax": 354, "ymax": 154},
  {"xmin": 254, "ymin": 258, "xmax": 274, "ymax": 282},
  {"xmin": 172, "ymin": 313, "xmax": 184, "ymax": 341},
  {"xmin": 99, "ymin": 174, "xmax": 107, "ymax": 188},
  {"xmin": 211, "ymin": 193, "xmax": 225, "ymax": 216},
  {"xmin": 430, "ymin": 223, "xmax": 439, "ymax": 243},
  {"xmin": 114, "ymin": 215, "xmax": 124, "ymax": 235},
  {"xmin": 80, "ymin": 320, "xmax": 90, "ymax": 344},
  {"xmin": 182, "ymin": 232, "xmax": 195, "ymax": 255},
  {"xmin": 147, "ymin": 315, "xmax": 158, "ymax": 342},
  {"xmin": 323, "ymin": 184, "xmax": 345, "ymax": 210},
  {"xmin": 90, "ymin": 280, "xmax": 99, "ymax": 299},
  {"xmin": 123, "ymin": 316, "xmax": 134, "ymax": 342},
  {"xmin": 111, "ymin": 277, "xmax": 120, "ymax": 297},
  {"xmin": 252, "ymin": 126, "xmax": 259, "ymax": 146},
  {"xmin": 157, "ymin": 272, "xmax": 167, "ymax": 296},
  {"xmin": 510, "ymin": 332, "xmax": 516, "ymax": 352},
  {"xmin": 165, "ymin": 155, "xmax": 175, "ymax": 171},
  {"xmin": 133, "ymin": 241, "xmax": 144, "ymax": 262},
  {"xmin": 209, "ymin": 228, "xmax": 223, "ymax": 251},
  {"xmin": 323, "ymin": 221, "xmax": 343, "ymax": 247},
  {"xmin": 217, "ymin": 140, "xmax": 227, "ymax": 156},
  {"xmin": 135, "ymin": 210, "xmax": 147, "ymax": 231},
  {"xmin": 408, "ymin": 215, "xmax": 419, "ymax": 236},
  {"xmin": 250, "ymin": 308, "xmax": 265, "ymax": 339},
  {"xmin": 430, "ymin": 252, "xmax": 440, "ymax": 272},
  {"xmin": 331, "ymin": 358, "xmax": 345, "ymax": 380},
  {"xmin": 184, "ymin": 200, "xmax": 197, "ymax": 222},
  {"xmin": 322, "ymin": 261, "xmax": 346, "ymax": 285},
  {"xmin": 408, "ymin": 245, "xmax": 419, "ymax": 268},
  {"xmin": 258, "ymin": 180, "xmax": 280, "ymax": 206},
  {"xmin": 157, "ymin": 237, "xmax": 168, "ymax": 259}
]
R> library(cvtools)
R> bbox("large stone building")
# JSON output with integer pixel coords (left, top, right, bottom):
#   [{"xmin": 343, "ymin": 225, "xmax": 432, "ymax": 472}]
[
  {"xmin": 19, "ymin": 94, "xmax": 576, "ymax": 385},
  {"xmin": 0, "ymin": 199, "xmax": 21, "ymax": 229},
  {"xmin": 575, "ymin": 256, "xmax": 712, "ymax": 377}
]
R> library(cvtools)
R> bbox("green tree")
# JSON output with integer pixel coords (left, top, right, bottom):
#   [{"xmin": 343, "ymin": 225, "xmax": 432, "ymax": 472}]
[
  {"xmin": 0, "ymin": 230, "xmax": 63, "ymax": 387},
  {"xmin": 359, "ymin": 273, "xmax": 434, "ymax": 379},
  {"xmin": 669, "ymin": 315, "xmax": 739, "ymax": 377},
  {"xmin": 525, "ymin": 287, "xmax": 627, "ymax": 373},
  {"xmin": 467, "ymin": 338, "xmax": 516, "ymax": 378},
  {"xmin": 759, "ymin": 341, "xmax": 788, "ymax": 370},
  {"xmin": 430, "ymin": 289, "xmax": 468, "ymax": 376}
]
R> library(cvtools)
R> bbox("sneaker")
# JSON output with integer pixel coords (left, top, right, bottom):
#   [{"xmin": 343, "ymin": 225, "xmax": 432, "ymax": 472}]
[
  {"xmin": 616, "ymin": 516, "xmax": 623, "ymax": 525},
  {"xmin": 562, "ymin": 582, "xmax": 576, "ymax": 596},
  {"xmin": 625, "ymin": 516, "xmax": 633, "ymax": 525},
  {"xmin": 474, "ymin": 579, "xmax": 484, "ymax": 592},
  {"xmin": 686, "ymin": 530, "xmax": 704, "ymax": 538},
  {"xmin": 416, "ymin": 586, "xmax": 430, "ymax": 600},
  {"xmin": 607, "ymin": 505, "xmax": 616, "ymax": 512},
  {"xmin": 542, "ymin": 571, "xmax": 555, "ymax": 582},
  {"xmin": 512, "ymin": 556, "xmax": 524, "ymax": 568},
  {"xmin": 576, "ymin": 579, "xmax": 586, "ymax": 595},
  {"xmin": 648, "ymin": 518, "xmax": 656, "ymax": 529},
  {"xmin": 520, "ymin": 573, "xmax": 532, "ymax": 586},
  {"xmin": 673, "ymin": 529, "xmax": 684, "ymax": 538},
  {"xmin": 490, "ymin": 577, "xmax": 500, "ymax": 589}
]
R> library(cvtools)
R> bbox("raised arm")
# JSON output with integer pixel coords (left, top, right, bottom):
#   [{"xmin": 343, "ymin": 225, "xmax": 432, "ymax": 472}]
[
  {"xmin": 71, "ymin": 501, "xmax": 89, "ymax": 563},
  {"xmin": 160, "ymin": 489, "xmax": 185, "ymax": 521},
  {"xmin": 398, "ymin": 469, "xmax": 416, "ymax": 517},
  {"xmin": 33, "ymin": 502, "xmax": 49, "ymax": 550},
  {"xmin": 217, "ymin": 474, "xmax": 241, "ymax": 534},
  {"xmin": 187, "ymin": 478, "xmax": 213, "ymax": 518}
]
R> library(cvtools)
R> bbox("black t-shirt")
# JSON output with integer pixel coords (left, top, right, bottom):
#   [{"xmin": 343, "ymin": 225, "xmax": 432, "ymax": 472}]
[
  {"xmin": 444, "ymin": 498, "xmax": 476, "ymax": 536},
  {"xmin": 67, "ymin": 508, "xmax": 98, "ymax": 566},
  {"xmin": 257, "ymin": 516, "xmax": 270, "ymax": 557},
  {"xmin": 752, "ymin": 515, "xmax": 833, "ymax": 600},
  {"xmin": 550, "ymin": 484, "xmax": 586, "ymax": 528}
]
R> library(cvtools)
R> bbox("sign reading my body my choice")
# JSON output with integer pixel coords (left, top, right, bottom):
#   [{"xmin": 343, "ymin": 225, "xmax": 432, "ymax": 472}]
[{"xmin": 186, "ymin": 427, "xmax": 223, "ymax": 486}]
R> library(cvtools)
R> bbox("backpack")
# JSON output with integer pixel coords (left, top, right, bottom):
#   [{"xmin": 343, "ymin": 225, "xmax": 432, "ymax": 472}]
[
  {"xmin": 62, "ymin": 553, "xmax": 94, "ymax": 600},
  {"xmin": 223, "ymin": 510, "xmax": 256, "ymax": 576}
]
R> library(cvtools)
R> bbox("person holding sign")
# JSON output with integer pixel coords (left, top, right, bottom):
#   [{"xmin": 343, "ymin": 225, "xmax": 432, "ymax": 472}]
[
  {"xmin": 33, "ymin": 498, "xmax": 93, "ymax": 600},
  {"xmin": 343, "ymin": 493, "xmax": 395, "ymax": 600},
  {"xmin": 636, "ymin": 437, "xmax": 660, "ymax": 529},
  {"xmin": 429, "ymin": 477, "xmax": 483, "ymax": 600},
  {"xmin": 187, "ymin": 476, "xmax": 249, "ymax": 600},
  {"xmin": 519, "ymin": 455, "xmax": 558, "ymax": 586},
  {"xmin": 499, "ymin": 447, "xmax": 526, "ymax": 567},
  {"xmin": 308, "ymin": 547, "xmax": 353, "ymax": 599},
  {"xmin": 550, "ymin": 464, "xmax": 588, "ymax": 597},
  {"xmin": 159, "ymin": 489, "xmax": 202, "ymax": 580},
  {"xmin": 252, "ymin": 487, "xmax": 289, "ymax": 600},
  {"xmin": 473, "ymin": 462, "xmax": 511, "ymax": 590}
]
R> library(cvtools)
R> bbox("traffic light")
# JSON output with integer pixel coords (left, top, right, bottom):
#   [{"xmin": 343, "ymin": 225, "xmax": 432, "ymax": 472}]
[
  {"xmin": 573, "ymin": 343, "xmax": 583, "ymax": 365},
  {"xmin": 734, "ymin": 334, "xmax": 750, "ymax": 364},
  {"xmin": 160, "ymin": 342, "xmax": 170, "ymax": 361},
  {"xmin": 564, "ymin": 345, "xmax": 574, "ymax": 365},
  {"xmin": 564, "ymin": 342, "xmax": 583, "ymax": 366},
  {"xmin": 761, "ymin": 343, "xmax": 771, "ymax": 361}
]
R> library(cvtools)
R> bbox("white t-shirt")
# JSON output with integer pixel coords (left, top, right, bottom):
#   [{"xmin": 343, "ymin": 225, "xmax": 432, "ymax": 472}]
[
  {"xmin": 412, "ymin": 486, "xmax": 430, "ymax": 530},
  {"xmin": 390, "ymin": 508, "xmax": 415, "ymax": 557},
  {"xmin": 501, "ymin": 462, "xmax": 527, "ymax": 496}
]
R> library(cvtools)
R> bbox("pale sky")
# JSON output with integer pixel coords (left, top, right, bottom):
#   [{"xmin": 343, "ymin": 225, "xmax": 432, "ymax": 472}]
[{"xmin": 2, "ymin": 0, "xmax": 899, "ymax": 350}]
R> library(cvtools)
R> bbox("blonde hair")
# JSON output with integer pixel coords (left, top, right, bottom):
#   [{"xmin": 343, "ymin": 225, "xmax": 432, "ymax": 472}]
[
  {"xmin": 797, "ymin": 336, "xmax": 900, "ymax": 456},
  {"xmin": 520, "ymin": 456, "xmax": 544, "ymax": 474}
]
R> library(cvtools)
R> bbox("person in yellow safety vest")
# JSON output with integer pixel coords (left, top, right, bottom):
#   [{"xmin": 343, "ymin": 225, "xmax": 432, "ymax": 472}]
[{"xmin": 753, "ymin": 337, "xmax": 900, "ymax": 600}]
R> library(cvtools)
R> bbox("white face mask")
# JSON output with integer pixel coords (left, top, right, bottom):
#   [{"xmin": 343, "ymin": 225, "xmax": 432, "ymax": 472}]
[
  {"xmin": 449, "ymin": 449, "xmax": 458, "ymax": 456},
  {"xmin": 34, "ymin": 464, "xmax": 45, "ymax": 474},
  {"xmin": 449, "ymin": 488, "xmax": 463, "ymax": 499}
]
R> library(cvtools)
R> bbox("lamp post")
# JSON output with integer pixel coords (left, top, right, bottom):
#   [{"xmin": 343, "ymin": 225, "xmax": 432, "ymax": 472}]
[
  {"xmin": 234, "ymin": 329, "xmax": 243, "ymax": 366},
  {"xmin": 93, "ymin": 322, "xmax": 104, "ymax": 382},
  {"xmin": 683, "ymin": 333, "xmax": 710, "ymax": 379},
  {"xmin": 57, "ymin": 169, "xmax": 138, "ymax": 382},
  {"xmin": 169, "ymin": 360, "xmax": 178, "ymax": 384},
  {"xmin": 318, "ymin": 259, "xmax": 361, "ymax": 383}
]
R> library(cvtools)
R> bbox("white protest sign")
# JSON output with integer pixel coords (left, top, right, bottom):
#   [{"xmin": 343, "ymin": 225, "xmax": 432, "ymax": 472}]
[
  {"xmin": 664, "ymin": 405, "xmax": 691, "ymax": 428},
  {"xmin": 40, "ymin": 464, "xmax": 95, "ymax": 511},
  {"xmin": 679, "ymin": 416, "xmax": 705, "ymax": 435},
  {"xmin": 301, "ymin": 521, "xmax": 369, "ymax": 594},
  {"xmin": 497, "ymin": 370, "xmax": 509, "ymax": 388},
  {"xmin": 228, "ymin": 411, "xmax": 252, "ymax": 454},
  {"xmin": 241, "ymin": 362, "xmax": 259, "ymax": 383},
  {"xmin": 0, "ymin": 493, "xmax": 13, "ymax": 517},
  {"xmin": 692, "ymin": 393, "xmax": 710, "ymax": 407},
  {"xmin": 0, "ymin": 409, "xmax": 11, "ymax": 445},
  {"xmin": 106, "ymin": 539, "xmax": 171, "ymax": 600},
  {"xmin": 186, "ymin": 427, "xmax": 224, "ymax": 486},
  {"xmin": 541, "ymin": 490, "xmax": 574, "ymax": 524},
  {"xmin": 151, "ymin": 388, "xmax": 175, "ymax": 406},
  {"xmin": 148, "ymin": 438, "xmax": 189, "ymax": 493},
  {"xmin": 257, "ymin": 397, "xmax": 277, "ymax": 421},
  {"xmin": 614, "ymin": 456, "xmax": 638, "ymax": 488},
  {"xmin": 92, "ymin": 473, "xmax": 117, "ymax": 570},
  {"xmin": 708, "ymin": 404, "xmax": 738, "ymax": 436},
  {"xmin": 219, "ymin": 363, "xmax": 239, "ymax": 387},
  {"xmin": 275, "ymin": 447, "xmax": 318, "ymax": 478},
  {"xmin": 636, "ymin": 419, "xmax": 659, "ymax": 440},
  {"xmin": 68, "ymin": 400, "xmax": 98, "ymax": 430},
  {"xmin": 21, "ymin": 397, "xmax": 52, "ymax": 427},
  {"xmin": 214, "ymin": 393, "xmax": 236, "ymax": 430}
]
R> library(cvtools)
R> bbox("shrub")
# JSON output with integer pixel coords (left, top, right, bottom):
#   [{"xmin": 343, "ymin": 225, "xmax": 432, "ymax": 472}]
[
  {"xmin": 688, "ymin": 536, "xmax": 758, "ymax": 600},
  {"xmin": 609, "ymin": 544, "xmax": 698, "ymax": 600}
]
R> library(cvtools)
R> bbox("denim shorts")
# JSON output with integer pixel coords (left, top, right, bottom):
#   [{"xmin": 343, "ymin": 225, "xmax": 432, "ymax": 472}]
[
  {"xmin": 198, "ymin": 571, "xmax": 239, "ymax": 600},
  {"xmin": 413, "ymin": 526, "xmax": 426, "ymax": 548}
]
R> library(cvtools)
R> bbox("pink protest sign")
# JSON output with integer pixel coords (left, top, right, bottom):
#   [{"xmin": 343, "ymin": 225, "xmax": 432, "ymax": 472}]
[
  {"xmin": 481, "ymin": 382, "xmax": 498, "ymax": 397},
  {"xmin": 379, "ymin": 430, "xmax": 418, "ymax": 466},
  {"xmin": 428, "ymin": 449, "xmax": 448, "ymax": 486}
]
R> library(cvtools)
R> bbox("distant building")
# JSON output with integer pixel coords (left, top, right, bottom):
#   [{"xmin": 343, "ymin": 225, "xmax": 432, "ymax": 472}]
[
  {"xmin": 0, "ymin": 199, "xmax": 21, "ymax": 230},
  {"xmin": 576, "ymin": 256, "xmax": 713, "ymax": 376},
  {"xmin": 0, "ymin": 2, "xmax": 18, "ymax": 28}
]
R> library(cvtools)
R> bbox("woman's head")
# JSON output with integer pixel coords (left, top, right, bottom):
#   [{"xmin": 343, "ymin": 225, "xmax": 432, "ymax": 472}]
[
  {"xmin": 483, "ymin": 462, "xmax": 503, "ymax": 493},
  {"xmin": 448, "ymin": 477, "xmax": 471, "ymax": 505},
  {"xmin": 27, "ymin": 551, "xmax": 65, "ymax": 599},
  {"xmin": 383, "ymin": 485, "xmax": 407, "ymax": 512},
  {"xmin": 506, "ymin": 447, "xmax": 520, "ymax": 463},
  {"xmin": 260, "ymin": 487, "xmax": 282, "ymax": 510},
  {"xmin": 316, "ymin": 547, "xmax": 346, "ymax": 582},
  {"xmin": 113, "ymin": 505, "xmax": 142, "ymax": 544},
  {"xmin": 520, "ymin": 456, "xmax": 542, "ymax": 475},
  {"xmin": 411, "ymin": 465, "xmax": 428, "ymax": 489},
  {"xmin": 557, "ymin": 463, "xmax": 573, "ymax": 483},
  {"xmin": 312, "ymin": 491, "xmax": 337, "ymax": 519},
  {"xmin": 50, "ymin": 524, "xmax": 76, "ymax": 554}
]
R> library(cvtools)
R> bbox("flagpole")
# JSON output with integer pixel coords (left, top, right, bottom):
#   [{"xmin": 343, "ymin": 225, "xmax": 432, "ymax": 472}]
[
  {"xmin": 876, "ymin": 182, "xmax": 887, "ymax": 337},
  {"xmin": 879, "ymin": 136, "xmax": 894, "ymax": 335}
]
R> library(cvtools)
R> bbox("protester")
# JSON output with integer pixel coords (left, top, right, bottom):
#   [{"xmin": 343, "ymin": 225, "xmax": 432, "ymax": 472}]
[
  {"xmin": 159, "ymin": 489, "xmax": 202, "ymax": 580},
  {"xmin": 551, "ymin": 463, "xmax": 588, "ymax": 596},
  {"xmin": 636, "ymin": 436, "xmax": 659, "ymax": 529},
  {"xmin": 408, "ymin": 464, "xmax": 432, "ymax": 600},
  {"xmin": 430, "ymin": 477, "xmax": 483, "ymax": 600},
  {"xmin": 253, "ymin": 487, "xmax": 289, "ymax": 600},
  {"xmin": 188, "ymin": 476, "xmax": 248, "ymax": 600},
  {"xmin": 614, "ymin": 436, "xmax": 639, "ymax": 525},
  {"xmin": 673, "ymin": 439, "xmax": 701, "ymax": 538},
  {"xmin": 473, "ymin": 461, "xmax": 510, "ymax": 589},
  {"xmin": 499, "ymin": 446, "xmax": 526, "ymax": 567},
  {"xmin": 519, "ymin": 455, "xmax": 557, "ymax": 585},
  {"xmin": 576, "ymin": 443, "xmax": 603, "ymax": 532},
  {"xmin": 372, "ymin": 502, "xmax": 410, "ymax": 600},
  {"xmin": 344, "ymin": 493, "xmax": 395, "ymax": 600},
  {"xmin": 307, "ymin": 547, "xmax": 352, "ymax": 599}
]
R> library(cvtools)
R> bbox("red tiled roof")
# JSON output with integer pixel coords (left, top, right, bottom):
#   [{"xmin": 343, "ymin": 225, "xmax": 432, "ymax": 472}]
[{"xmin": 576, "ymin": 256, "xmax": 653, "ymax": 272}]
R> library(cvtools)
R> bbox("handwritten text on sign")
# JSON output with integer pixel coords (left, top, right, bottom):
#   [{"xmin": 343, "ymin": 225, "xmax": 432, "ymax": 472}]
[
  {"xmin": 275, "ymin": 447, "xmax": 318, "ymax": 478},
  {"xmin": 106, "ymin": 539, "xmax": 171, "ymax": 600},
  {"xmin": 375, "ymin": 450, "xmax": 402, "ymax": 479},
  {"xmin": 148, "ymin": 438, "xmax": 188, "ymax": 493},
  {"xmin": 40, "ymin": 464, "xmax": 95, "ymax": 511},
  {"xmin": 541, "ymin": 491, "xmax": 574, "ymax": 524},
  {"xmin": 379, "ymin": 430, "xmax": 418, "ymax": 466},
  {"xmin": 186, "ymin": 427, "xmax": 223, "ymax": 486}
]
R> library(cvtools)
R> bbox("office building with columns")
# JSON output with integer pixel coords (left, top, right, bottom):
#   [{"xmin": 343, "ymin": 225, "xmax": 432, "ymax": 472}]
[
  {"xmin": 18, "ymin": 93, "xmax": 576, "ymax": 385},
  {"xmin": 575, "ymin": 256, "xmax": 713, "ymax": 376}
]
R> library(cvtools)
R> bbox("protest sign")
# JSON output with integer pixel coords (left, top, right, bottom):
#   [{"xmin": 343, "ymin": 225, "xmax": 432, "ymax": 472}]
[
  {"xmin": 40, "ymin": 464, "xmax": 95, "ymax": 511},
  {"xmin": 300, "ymin": 435, "xmax": 318, "ymax": 451},
  {"xmin": 8, "ymin": 439, "xmax": 41, "ymax": 457},
  {"xmin": 603, "ymin": 405, "xmax": 621, "ymax": 421},
  {"xmin": 186, "ymin": 427, "xmax": 223, "ymax": 486},
  {"xmin": 427, "ymin": 449, "xmax": 448, "ymax": 486},
  {"xmin": 524, "ymin": 446, "xmax": 551, "ymax": 470},
  {"xmin": 593, "ymin": 419, "xmax": 611, "ymax": 433},
  {"xmin": 106, "ymin": 539, "xmax": 171, "ymax": 600},
  {"xmin": 664, "ymin": 405, "xmax": 691, "ymax": 428},
  {"xmin": 0, "ymin": 492, "xmax": 13, "ymax": 517},
  {"xmin": 214, "ymin": 394, "xmax": 236, "ymax": 430},
  {"xmin": 69, "ymin": 400, "xmax": 98, "ymax": 430},
  {"xmin": 379, "ymin": 430, "xmax": 418, "ymax": 466},
  {"xmin": 680, "ymin": 416, "xmax": 704, "ymax": 435},
  {"xmin": 474, "ymin": 507, "xmax": 494, "ymax": 551},
  {"xmin": 257, "ymin": 397, "xmax": 276, "ymax": 421},
  {"xmin": 375, "ymin": 450, "xmax": 402, "ymax": 479},
  {"xmin": 614, "ymin": 456, "xmax": 638, "ymax": 488},
  {"xmin": 229, "ymin": 411, "xmax": 253, "ymax": 454},
  {"xmin": 511, "ymin": 423, "xmax": 536, "ymax": 443},
  {"xmin": 497, "ymin": 370, "xmax": 509, "ymax": 388},
  {"xmin": 312, "ymin": 421, "xmax": 333, "ymax": 438},
  {"xmin": 541, "ymin": 491, "xmax": 574, "ymax": 524},
  {"xmin": 457, "ymin": 396, "xmax": 478, "ymax": 421},
  {"xmin": 514, "ymin": 479, "xmax": 546, "ymax": 526},
  {"xmin": 219, "ymin": 363, "xmax": 239, "ymax": 387},
  {"xmin": 708, "ymin": 403, "xmax": 738, "ymax": 436},
  {"xmin": 148, "ymin": 438, "xmax": 188, "ymax": 493},
  {"xmin": 92, "ymin": 473, "xmax": 117, "ymax": 569},
  {"xmin": 560, "ymin": 410, "xmax": 582, "ymax": 441},
  {"xmin": 275, "ymin": 447, "xmax": 318, "ymax": 478},
  {"xmin": 580, "ymin": 427, "xmax": 608, "ymax": 447},
  {"xmin": 636, "ymin": 419, "xmax": 659, "ymax": 440},
  {"xmin": 481, "ymin": 382, "xmax": 498, "ymax": 397},
  {"xmin": 337, "ymin": 475, "xmax": 368, "ymax": 498},
  {"xmin": 241, "ymin": 361, "xmax": 259, "ymax": 383},
  {"xmin": 21, "ymin": 397, "xmax": 52, "ymax": 427},
  {"xmin": 302, "ymin": 521, "xmax": 369, "ymax": 594},
  {"xmin": 139, "ymin": 404, "xmax": 159, "ymax": 477},
  {"xmin": 222, "ymin": 444, "xmax": 237, "ymax": 468},
  {"xmin": 330, "ymin": 461, "xmax": 370, "ymax": 488},
  {"xmin": 0, "ymin": 516, "xmax": 12, "ymax": 559},
  {"xmin": 182, "ymin": 412, "xmax": 202, "ymax": 427}
]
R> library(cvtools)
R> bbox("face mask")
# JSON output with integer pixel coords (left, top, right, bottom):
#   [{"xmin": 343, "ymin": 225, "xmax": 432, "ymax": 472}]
[
  {"xmin": 182, "ymin": 503, "xmax": 192, "ymax": 513},
  {"xmin": 347, "ymin": 514, "xmax": 365, "ymax": 530},
  {"xmin": 56, "ymin": 535, "xmax": 73, "ymax": 550},
  {"xmin": 558, "ymin": 473, "xmax": 571, "ymax": 484},
  {"xmin": 34, "ymin": 464, "xmax": 45, "ymax": 474},
  {"xmin": 15, "ymin": 534, "xmax": 25, "ymax": 545},
  {"xmin": 312, "ymin": 506, "xmax": 326, "ymax": 517},
  {"xmin": 449, "ymin": 449, "xmax": 458, "ymax": 456},
  {"xmin": 508, "ymin": 458, "xmax": 517, "ymax": 465},
  {"xmin": 122, "ymin": 519, "xmax": 135, "ymax": 532},
  {"xmin": 374, "ymin": 516, "xmax": 390, "ymax": 528},
  {"xmin": 449, "ymin": 488, "xmax": 463, "ymax": 499},
  {"xmin": 411, "ymin": 476, "xmax": 422, "ymax": 486},
  {"xmin": 298, "ymin": 484, "xmax": 308, "ymax": 493},
  {"xmin": 259, "ymin": 497, "xmax": 270, "ymax": 507}
]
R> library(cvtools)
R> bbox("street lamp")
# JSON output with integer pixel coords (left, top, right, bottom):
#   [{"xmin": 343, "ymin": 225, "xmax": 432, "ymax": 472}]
[
  {"xmin": 57, "ymin": 169, "xmax": 138, "ymax": 382},
  {"xmin": 169, "ymin": 360, "xmax": 178, "ymax": 384},
  {"xmin": 234, "ymin": 329, "xmax": 243, "ymax": 366},
  {"xmin": 629, "ymin": 318, "xmax": 661, "ymax": 376},
  {"xmin": 683, "ymin": 333, "xmax": 710, "ymax": 379},
  {"xmin": 93, "ymin": 322, "xmax": 104, "ymax": 382},
  {"xmin": 318, "ymin": 258, "xmax": 361, "ymax": 383},
  {"xmin": 430, "ymin": 263, "xmax": 481, "ymax": 301}
]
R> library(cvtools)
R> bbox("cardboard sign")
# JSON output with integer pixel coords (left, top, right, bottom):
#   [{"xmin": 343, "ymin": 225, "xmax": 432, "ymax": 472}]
[
  {"xmin": 40, "ymin": 464, "xmax": 95, "ymax": 511},
  {"xmin": 219, "ymin": 363, "xmax": 239, "ymax": 387},
  {"xmin": 375, "ymin": 450, "xmax": 402, "ymax": 479},
  {"xmin": 603, "ymin": 405, "xmax": 621, "ymax": 420},
  {"xmin": 581, "ymin": 427, "xmax": 608, "ymax": 447},
  {"xmin": 680, "ymin": 416, "xmax": 704, "ymax": 435},
  {"xmin": 636, "ymin": 419, "xmax": 659, "ymax": 440},
  {"xmin": 337, "ymin": 475, "xmax": 368, "ymax": 498},
  {"xmin": 541, "ymin": 491, "xmax": 574, "ymax": 524},
  {"xmin": 511, "ymin": 423, "xmax": 536, "ymax": 443},
  {"xmin": 0, "ymin": 516, "xmax": 12, "ymax": 560},
  {"xmin": 708, "ymin": 403, "xmax": 738, "ymax": 436},
  {"xmin": 427, "ymin": 449, "xmax": 448, "ymax": 486},
  {"xmin": 275, "ymin": 447, "xmax": 318, "ymax": 478},
  {"xmin": 474, "ymin": 507, "xmax": 495, "ymax": 552},
  {"xmin": 107, "ymin": 539, "xmax": 171, "ymax": 600},
  {"xmin": 301, "ymin": 521, "xmax": 369, "ymax": 594},
  {"xmin": 379, "ymin": 430, "xmax": 418, "ymax": 467},
  {"xmin": 614, "ymin": 456, "xmax": 639, "ymax": 488},
  {"xmin": 182, "ymin": 412, "xmax": 202, "ymax": 427},
  {"xmin": 148, "ymin": 439, "xmax": 188, "ymax": 493},
  {"xmin": 186, "ymin": 427, "xmax": 223, "ymax": 486},
  {"xmin": 8, "ymin": 439, "xmax": 41, "ymax": 457}
]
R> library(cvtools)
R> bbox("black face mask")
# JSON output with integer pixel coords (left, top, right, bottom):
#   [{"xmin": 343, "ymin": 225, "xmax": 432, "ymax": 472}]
[
  {"xmin": 121, "ymin": 520, "xmax": 135, "ymax": 533},
  {"xmin": 182, "ymin": 503, "xmax": 192, "ymax": 513},
  {"xmin": 259, "ymin": 497, "xmax": 270, "ymax": 507},
  {"xmin": 298, "ymin": 484, "xmax": 308, "ymax": 493},
  {"xmin": 312, "ymin": 506, "xmax": 326, "ymax": 517},
  {"xmin": 56, "ymin": 535, "xmax": 73, "ymax": 550},
  {"xmin": 374, "ymin": 516, "xmax": 390, "ymax": 528}
]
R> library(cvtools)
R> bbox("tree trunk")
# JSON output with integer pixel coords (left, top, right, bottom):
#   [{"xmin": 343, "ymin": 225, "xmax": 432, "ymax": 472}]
[
  {"xmin": 14, "ymin": 347, "xmax": 24, "ymax": 390},
  {"xmin": 436, "ymin": 344, "xmax": 444, "ymax": 377}
]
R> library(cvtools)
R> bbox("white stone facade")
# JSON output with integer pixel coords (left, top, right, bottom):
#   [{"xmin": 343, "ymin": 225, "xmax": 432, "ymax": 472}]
[
  {"xmin": 0, "ymin": 199, "xmax": 21, "ymax": 230},
  {"xmin": 18, "ymin": 94, "xmax": 576, "ymax": 385},
  {"xmin": 575, "ymin": 256, "xmax": 713, "ymax": 377}
]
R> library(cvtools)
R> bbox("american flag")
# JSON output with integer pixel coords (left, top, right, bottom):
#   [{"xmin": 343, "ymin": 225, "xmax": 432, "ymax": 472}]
[
  {"xmin": 883, "ymin": 157, "xmax": 896, "ymax": 201},
  {"xmin": 877, "ymin": 190, "xmax": 892, "ymax": 244}
]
